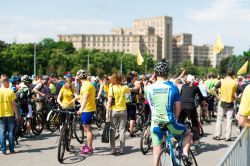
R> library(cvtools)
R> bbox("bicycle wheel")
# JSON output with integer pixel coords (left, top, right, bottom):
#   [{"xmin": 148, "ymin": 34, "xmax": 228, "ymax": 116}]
[
  {"xmin": 47, "ymin": 110, "xmax": 59, "ymax": 133},
  {"xmin": 95, "ymin": 109, "xmax": 103, "ymax": 128},
  {"xmin": 58, "ymin": 127, "xmax": 66, "ymax": 163},
  {"xmin": 140, "ymin": 125, "xmax": 151, "ymax": 155},
  {"xmin": 32, "ymin": 112, "xmax": 44, "ymax": 136},
  {"xmin": 157, "ymin": 148, "xmax": 176, "ymax": 166},
  {"xmin": 133, "ymin": 114, "xmax": 143, "ymax": 134},
  {"xmin": 65, "ymin": 125, "xmax": 72, "ymax": 152},
  {"xmin": 182, "ymin": 149, "xmax": 198, "ymax": 166},
  {"xmin": 73, "ymin": 116, "xmax": 84, "ymax": 144}
]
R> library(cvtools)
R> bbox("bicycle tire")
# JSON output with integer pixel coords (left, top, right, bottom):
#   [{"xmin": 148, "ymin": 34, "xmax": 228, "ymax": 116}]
[
  {"xmin": 182, "ymin": 149, "xmax": 198, "ymax": 166},
  {"xmin": 73, "ymin": 116, "xmax": 84, "ymax": 144},
  {"xmin": 65, "ymin": 124, "xmax": 73, "ymax": 152},
  {"xmin": 47, "ymin": 110, "xmax": 59, "ymax": 133},
  {"xmin": 58, "ymin": 127, "xmax": 66, "ymax": 163},
  {"xmin": 140, "ymin": 125, "xmax": 151, "ymax": 155},
  {"xmin": 156, "ymin": 148, "xmax": 176, "ymax": 166},
  {"xmin": 95, "ymin": 109, "xmax": 103, "ymax": 128},
  {"xmin": 32, "ymin": 112, "xmax": 44, "ymax": 136}
]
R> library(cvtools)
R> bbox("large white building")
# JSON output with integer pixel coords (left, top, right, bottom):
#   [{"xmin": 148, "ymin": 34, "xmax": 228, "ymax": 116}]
[
  {"xmin": 172, "ymin": 33, "xmax": 234, "ymax": 67},
  {"xmin": 59, "ymin": 16, "xmax": 172, "ymax": 64}
]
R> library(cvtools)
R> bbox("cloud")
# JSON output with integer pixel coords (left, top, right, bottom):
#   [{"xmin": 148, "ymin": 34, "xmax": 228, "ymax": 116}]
[
  {"xmin": 0, "ymin": 14, "xmax": 113, "ymax": 43},
  {"xmin": 187, "ymin": 0, "xmax": 250, "ymax": 22},
  {"xmin": 185, "ymin": 0, "xmax": 250, "ymax": 54}
]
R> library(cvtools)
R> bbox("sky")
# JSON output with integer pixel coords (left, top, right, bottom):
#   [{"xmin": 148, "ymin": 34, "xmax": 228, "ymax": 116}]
[{"xmin": 1, "ymin": 0, "xmax": 250, "ymax": 54}]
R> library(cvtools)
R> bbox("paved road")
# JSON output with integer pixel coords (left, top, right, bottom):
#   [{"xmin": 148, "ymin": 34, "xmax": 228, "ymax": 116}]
[{"xmin": 0, "ymin": 119, "xmax": 238, "ymax": 166}]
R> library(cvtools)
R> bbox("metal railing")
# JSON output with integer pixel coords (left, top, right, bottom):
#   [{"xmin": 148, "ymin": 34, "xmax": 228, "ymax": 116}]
[{"xmin": 217, "ymin": 128, "xmax": 250, "ymax": 166}]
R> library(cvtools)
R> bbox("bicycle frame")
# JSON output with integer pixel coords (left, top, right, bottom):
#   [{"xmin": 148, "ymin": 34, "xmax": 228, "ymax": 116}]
[{"xmin": 164, "ymin": 131, "xmax": 183, "ymax": 166}]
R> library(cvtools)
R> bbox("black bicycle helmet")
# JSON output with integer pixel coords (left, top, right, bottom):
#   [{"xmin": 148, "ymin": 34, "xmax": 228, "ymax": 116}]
[
  {"xmin": 21, "ymin": 75, "xmax": 32, "ymax": 84},
  {"xmin": 154, "ymin": 61, "xmax": 168, "ymax": 76},
  {"xmin": 76, "ymin": 69, "xmax": 88, "ymax": 79}
]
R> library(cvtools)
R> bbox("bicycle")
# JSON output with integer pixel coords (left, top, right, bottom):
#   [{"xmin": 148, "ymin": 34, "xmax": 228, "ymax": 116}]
[
  {"xmin": 156, "ymin": 124, "xmax": 198, "ymax": 166},
  {"xmin": 57, "ymin": 107, "xmax": 84, "ymax": 163},
  {"xmin": 93, "ymin": 98, "xmax": 106, "ymax": 128},
  {"xmin": 140, "ymin": 119, "xmax": 152, "ymax": 155}
]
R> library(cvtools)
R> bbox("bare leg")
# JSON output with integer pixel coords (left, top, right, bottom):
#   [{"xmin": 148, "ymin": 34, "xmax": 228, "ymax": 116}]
[
  {"xmin": 182, "ymin": 130, "xmax": 192, "ymax": 156},
  {"xmin": 84, "ymin": 125, "xmax": 93, "ymax": 148},
  {"xmin": 153, "ymin": 145, "xmax": 161, "ymax": 166}
]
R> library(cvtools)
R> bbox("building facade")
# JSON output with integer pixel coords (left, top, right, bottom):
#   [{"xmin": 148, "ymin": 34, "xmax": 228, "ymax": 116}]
[
  {"xmin": 172, "ymin": 33, "xmax": 193, "ymax": 64},
  {"xmin": 172, "ymin": 33, "xmax": 234, "ymax": 67},
  {"xmin": 190, "ymin": 45, "xmax": 234, "ymax": 67},
  {"xmin": 58, "ymin": 16, "xmax": 172, "ymax": 63}
]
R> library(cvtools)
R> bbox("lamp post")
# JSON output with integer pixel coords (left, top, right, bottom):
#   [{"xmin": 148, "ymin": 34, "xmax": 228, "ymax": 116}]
[
  {"xmin": 87, "ymin": 50, "xmax": 90, "ymax": 71},
  {"xmin": 120, "ymin": 53, "xmax": 124, "ymax": 74},
  {"xmin": 34, "ymin": 43, "xmax": 37, "ymax": 77}
]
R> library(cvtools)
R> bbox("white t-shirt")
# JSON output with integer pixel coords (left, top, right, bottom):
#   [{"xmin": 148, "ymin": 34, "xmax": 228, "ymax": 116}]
[{"xmin": 198, "ymin": 84, "xmax": 208, "ymax": 97}]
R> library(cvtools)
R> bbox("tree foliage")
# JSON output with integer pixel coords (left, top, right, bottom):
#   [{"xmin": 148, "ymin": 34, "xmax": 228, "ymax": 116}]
[
  {"xmin": 220, "ymin": 49, "xmax": 250, "ymax": 75},
  {"xmin": 0, "ymin": 38, "xmax": 155, "ymax": 77}
]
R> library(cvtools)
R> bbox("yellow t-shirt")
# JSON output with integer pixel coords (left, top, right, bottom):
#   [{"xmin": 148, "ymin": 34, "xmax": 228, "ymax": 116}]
[
  {"xmin": 0, "ymin": 87, "xmax": 16, "ymax": 117},
  {"xmin": 108, "ymin": 85, "xmax": 130, "ymax": 111},
  {"xmin": 239, "ymin": 85, "xmax": 250, "ymax": 117},
  {"xmin": 103, "ymin": 84, "xmax": 109, "ymax": 97},
  {"xmin": 220, "ymin": 78, "xmax": 238, "ymax": 103},
  {"xmin": 60, "ymin": 87, "xmax": 74, "ymax": 108},
  {"xmin": 80, "ymin": 81, "xmax": 96, "ymax": 112}
]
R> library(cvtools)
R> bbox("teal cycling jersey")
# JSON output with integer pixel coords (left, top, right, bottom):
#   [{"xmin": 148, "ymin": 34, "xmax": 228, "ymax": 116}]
[{"xmin": 144, "ymin": 81, "xmax": 180, "ymax": 124}]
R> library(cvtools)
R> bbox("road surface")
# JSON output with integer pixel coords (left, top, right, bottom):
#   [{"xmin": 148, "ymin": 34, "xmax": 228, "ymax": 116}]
[{"xmin": 0, "ymin": 118, "xmax": 238, "ymax": 166}]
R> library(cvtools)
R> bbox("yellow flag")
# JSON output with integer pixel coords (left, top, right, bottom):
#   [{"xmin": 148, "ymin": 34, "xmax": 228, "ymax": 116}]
[
  {"xmin": 213, "ymin": 35, "xmax": 224, "ymax": 54},
  {"xmin": 237, "ymin": 61, "xmax": 249, "ymax": 75},
  {"xmin": 137, "ymin": 49, "xmax": 144, "ymax": 66}
]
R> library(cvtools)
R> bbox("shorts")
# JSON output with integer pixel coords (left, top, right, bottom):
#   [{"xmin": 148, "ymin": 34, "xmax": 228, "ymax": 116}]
[
  {"xmin": 126, "ymin": 103, "xmax": 136, "ymax": 120},
  {"xmin": 81, "ymin": 112, "xmax": 94, "ymax": 125},
  {"xmin": 207, "ymin": 96, "xmax": 214, "ymax": 112},
  {"xmin": 27, "ymin": 104, "xmax": 33, "ymax": 118},
  {"xmin": 151, "ymin": 121, "xmax": 186, "ymax": 146}
]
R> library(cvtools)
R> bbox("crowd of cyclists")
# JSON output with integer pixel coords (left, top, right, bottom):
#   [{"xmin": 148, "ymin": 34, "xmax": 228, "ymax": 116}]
[{"xmin": 1, "ymin": 60, "xmax": 250, "ymax": 166}]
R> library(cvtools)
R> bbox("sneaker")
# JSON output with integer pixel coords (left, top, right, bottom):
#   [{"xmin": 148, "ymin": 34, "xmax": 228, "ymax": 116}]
[
  {"xmin": 212, "ymin": 136, "xmax": 221, "ymax": 141},
  {"xmin": 10, "ymin": 151, "xmax": 16, "ymax": 154},
  {"xmin": 144, "ymin": 139, "xmax": 148, "ymax": 145},
  {"xmin": 0, "ymin": 151, "xmax": 7, "ymax": 155},
  {"xmin": 225, "ymin": 138, "xmax": 232, "ymax": 142},
  {"xmin": 80, "ymin": 144, "xmax": 88, "ymax": 154},
  {"xmin": 182, "ymin": 155, "xmax": 192, "ymax": 166},
  {"xmin": 81, "ymin": 145, "xmax": 93, "ymax": 155},
  {"xmin": 129, "ymin": 134, "xmax": 136, "ymax": 138}
]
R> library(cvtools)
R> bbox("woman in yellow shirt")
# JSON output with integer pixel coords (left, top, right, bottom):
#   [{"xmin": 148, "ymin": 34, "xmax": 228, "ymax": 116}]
[
  {"xmin": 106, "ymin": 73, "xmax": 130, "ymax": 155},
  {"xmin": 57, "ymin": 78, "xmax": 75, "ymax": 109},
  {"xmin": 97, "ymin": 76, "xmax": 110, "ymax": 99}
]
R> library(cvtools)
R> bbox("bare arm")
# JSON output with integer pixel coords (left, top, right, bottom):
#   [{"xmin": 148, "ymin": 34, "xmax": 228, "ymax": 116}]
[
  {"xmin": 33, "ymin": 88, "xmax": 45, "ymax": 97},
  {"xmin": 12, "ymin": 101, "xmax": 19, "ymax": 120},
  {"xmin": 106, "ymin": 96, "xmax": 112, "ymax": 113},
  {"xmin": 57, "ymin": 90, "xmax": 63, "ymax": 107},
  {"xmin": 77, "ymin": 94, "xmax": 89, "ymax": 114},
  {"xmin": 97, "ymin": 84, "xmax": 104, "ymax": 99},
  {"xmin": 213, "ymin": 87, "xmax": 220, "ymax": 100},
  {"xmin": 237, "ymin": 115, "xmax": 250, "ymax": 128},
  {"xmin": 177, "ymin": 69, "xmax": 186, "ymax": 80}
]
